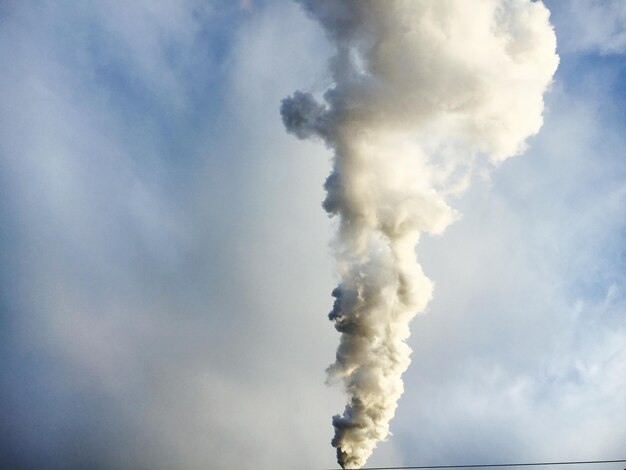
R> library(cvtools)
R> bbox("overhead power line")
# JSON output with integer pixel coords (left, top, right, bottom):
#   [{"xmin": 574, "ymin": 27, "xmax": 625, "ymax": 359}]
[{"xmin": 332, "ymin": 459, "xmax": 626, "ymax": 470}]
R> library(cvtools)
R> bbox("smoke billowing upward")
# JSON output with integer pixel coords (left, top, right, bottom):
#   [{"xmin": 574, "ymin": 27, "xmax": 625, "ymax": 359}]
[{"xmin": 281, "ymin": 1, "xmax": 558, "ymax": 468}]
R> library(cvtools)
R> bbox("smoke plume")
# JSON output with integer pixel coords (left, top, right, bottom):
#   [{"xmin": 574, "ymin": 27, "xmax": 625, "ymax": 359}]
[{"xmin": 281, "ymin": 1, "xmax": 558, "ymax": 468}]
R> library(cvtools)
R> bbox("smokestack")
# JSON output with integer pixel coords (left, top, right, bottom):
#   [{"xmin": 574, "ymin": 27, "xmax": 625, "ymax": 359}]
[{"xmin": 281, "ymin": 1, "xmax": 558, "ymax": 468}]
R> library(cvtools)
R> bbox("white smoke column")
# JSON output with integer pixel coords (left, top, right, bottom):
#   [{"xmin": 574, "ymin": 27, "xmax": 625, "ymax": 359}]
[{"xmin": 281, "ymin": 1, "xmax": 558, "ymax": 468}]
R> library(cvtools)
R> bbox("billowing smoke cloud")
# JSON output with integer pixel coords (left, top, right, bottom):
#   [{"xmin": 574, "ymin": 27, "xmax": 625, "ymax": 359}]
[{"xmin": 281, "ymin": 1, "xmax": 558, "ymax": 468}]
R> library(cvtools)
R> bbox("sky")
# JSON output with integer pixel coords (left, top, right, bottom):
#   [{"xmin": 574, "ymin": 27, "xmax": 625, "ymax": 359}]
[{"xmin": 0, "ymin": 1, "xmax": 625, "ymax": 469}]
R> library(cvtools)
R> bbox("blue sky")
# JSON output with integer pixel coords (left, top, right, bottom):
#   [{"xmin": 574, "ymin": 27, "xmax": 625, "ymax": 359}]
[{"xmin": 1, "ymin": 1, "xmax": 625, "ymax": 469}]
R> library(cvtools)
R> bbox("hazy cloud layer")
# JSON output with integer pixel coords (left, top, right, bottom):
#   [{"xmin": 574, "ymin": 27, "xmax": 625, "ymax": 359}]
[{"xmin": 548, "ymin": 0, "xmax": 626, "ymax": 54}]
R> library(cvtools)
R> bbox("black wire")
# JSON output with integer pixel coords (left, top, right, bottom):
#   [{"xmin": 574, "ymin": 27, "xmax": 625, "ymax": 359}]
[{"xmin": 329, "ymin": 458, "xmax": 626, "ymax": 470}]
